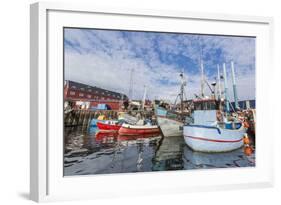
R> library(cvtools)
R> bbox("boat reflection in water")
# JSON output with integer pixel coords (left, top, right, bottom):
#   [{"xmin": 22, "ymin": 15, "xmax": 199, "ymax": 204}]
[
  {"xmin": 152, "ymin": 135, "xmax": 185, "ymax": 171},
  {"xmin": 64, "ymin": 127, "xmax": 255, "ymax": 176},
  {"xmin": 183, "ymin": 146, "xmax": 255, "ymax": 169},
  {"xmin": 64, "ymin": 128, "xmax": 162, "ymax": 176}
]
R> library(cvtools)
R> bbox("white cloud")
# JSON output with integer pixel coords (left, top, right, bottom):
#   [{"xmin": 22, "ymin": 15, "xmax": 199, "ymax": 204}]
[{"xmin": 64, "ymin": 28, "xmax": 255, "ymax": 102}]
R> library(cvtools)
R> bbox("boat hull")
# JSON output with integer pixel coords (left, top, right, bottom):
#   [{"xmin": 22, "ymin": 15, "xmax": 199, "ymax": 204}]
[
  {"xmin": 157, "ymin": 116, "xmax": 183, "ymax": 137},
  {"xmin": 96, "ymin": 121, "xmax": 121, "ymax": 131},
  {"xmin": 183, "ymin": 125, "xmax": 246, "ymax": 152},
  {"xmin": 118, "ymin": 124, "xmax": 160, "ymax": 135}
]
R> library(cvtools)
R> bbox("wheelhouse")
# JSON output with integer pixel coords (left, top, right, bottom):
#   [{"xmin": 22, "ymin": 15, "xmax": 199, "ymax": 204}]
[{"xmin": 193, "ymin": 98, "xmax": 220, "ymax": 111}]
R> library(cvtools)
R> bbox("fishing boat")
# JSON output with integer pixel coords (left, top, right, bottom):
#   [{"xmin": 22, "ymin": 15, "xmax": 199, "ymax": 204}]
[
  {"xmin": 184, "ymin": 98, "xmax": 246, "ymax": 152},
  {"xmin": 156, "ymin": 71, "xmax": 186, "ymax": 137},
  {"xmin": 156, "ymin": 112, "xmax": 183, "ymax": 137},
  {"xmin": 183, "ymin": 62, "xmax": 247, "ymax": 152},
  {"xmin": 118, "ymin": 112, "xmax": 138, "ymax": 124},
  {"xmin": 156, "ymin": 107, "xmax": 167, "ymax": 117},
  {"xmin": 118, "ymin": 123, "xmax": 160, "ymax": 136},
  {"xmin": 96, "ymin": 120, "xmax": 122, "ymax": 131}
]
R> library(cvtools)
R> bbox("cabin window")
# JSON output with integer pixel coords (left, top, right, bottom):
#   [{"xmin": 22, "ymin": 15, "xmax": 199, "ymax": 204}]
[{"xmin": 194, "ymin": 101, "xmax": 219, "ymax": 110}]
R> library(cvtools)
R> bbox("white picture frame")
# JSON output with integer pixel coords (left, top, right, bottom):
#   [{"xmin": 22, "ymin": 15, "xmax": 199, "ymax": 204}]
[{"xmin": 30, "ymin": 2, "xmax": 274, "ymax": 202}]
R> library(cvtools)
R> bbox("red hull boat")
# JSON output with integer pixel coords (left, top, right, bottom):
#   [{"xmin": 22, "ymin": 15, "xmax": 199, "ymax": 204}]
[
  {"xmin": 96, "ymin": 121, "xmax": 122, "ymax": 131},
  {"xmin": 118, "ymin": 124, "xmax": 160, "ymax": 136}
]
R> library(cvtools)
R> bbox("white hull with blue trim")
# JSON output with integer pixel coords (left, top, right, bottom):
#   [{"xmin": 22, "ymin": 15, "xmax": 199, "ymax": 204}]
[
  {"xmin": 183, "ymin": 100, "xmax": 247, "ymax": 152},
  {"xmin": 184, "ymin": 124, "xmax": 246, "ymax": 152}
]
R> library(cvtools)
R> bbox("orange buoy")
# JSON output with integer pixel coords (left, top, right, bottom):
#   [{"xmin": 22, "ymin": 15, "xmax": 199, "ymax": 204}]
[
  {"xmin": 243, "ymin": 134, "xmax": 250, "ymax": 145},
  {"xmin": 244, "ymin": 145, "xmax": 253, "ymax": 156}
]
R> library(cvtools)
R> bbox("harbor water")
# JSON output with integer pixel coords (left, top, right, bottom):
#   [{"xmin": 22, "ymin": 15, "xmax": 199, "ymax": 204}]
[{"xmin": 64, "ymin": 126, "xmax": 255, "ymax": 176}]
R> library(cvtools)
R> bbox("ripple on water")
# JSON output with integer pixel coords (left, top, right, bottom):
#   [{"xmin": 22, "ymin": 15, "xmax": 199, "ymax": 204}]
[{"xmin": 64, "ymin": 128, "xmax": 255, "ymax": 176}]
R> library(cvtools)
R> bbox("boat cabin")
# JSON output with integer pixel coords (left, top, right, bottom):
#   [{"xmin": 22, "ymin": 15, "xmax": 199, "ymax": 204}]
[
  {"xmin": 192, "ymin": 99, "xmax": 221, "ymax": 126},
  {"xmin": 191, "ymin": 98, "xmax": 242, "ymax": 129},
  {"xmin": 193, "ymin": 98, "xmax": 220, "ymax": 111}
]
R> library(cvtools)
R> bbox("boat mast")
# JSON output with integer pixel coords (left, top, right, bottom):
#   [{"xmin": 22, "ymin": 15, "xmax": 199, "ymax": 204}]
[
  {"xmin": 217, "ymin": 64, "xmax": 221, "ymax": 100},
  {"xmin": 223, "ymin": 63, "xmax": 230, "ymax": 113},
  {"xmin": 128, "ymin": 68, "xmax": 134, "ymax": 100},
  {"xmin": 178, "ymin": 69, "xmax": 188, "ymax": 121},
  {"xmin": 142, "ymin": 85, "xmax": 147, "ymax": 110},
  {"xmin": 198, "ymin": 37, "xmax": 205, "ymax": 98},
  {"xmin": 200, "ymin": 60, "xmax": 205, "ymax": 98},
  {"xmin": 231, "ymin": 61, "xmax": 239, "ymax": 110},
  {"xmin": 180, "ymin": 72, "xmax": 184, "ymax": 115}
]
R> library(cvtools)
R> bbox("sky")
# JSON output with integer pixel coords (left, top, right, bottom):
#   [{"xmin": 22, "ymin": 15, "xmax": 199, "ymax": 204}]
[{"xmin": 64, "ymin": 28, "xmax": 255, "ymax": 102}]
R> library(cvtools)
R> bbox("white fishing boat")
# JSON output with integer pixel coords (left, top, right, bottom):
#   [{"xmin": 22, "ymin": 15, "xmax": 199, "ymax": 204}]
[
  {"xmin": 184, "ymin": 99, "xmax": 246, "ymax": 152},
  {"xmin": 156, "ymin": 71, "xmax": 187, "ymax": 137},
  {"xmin": 184, "ymin": 62, "xmax": 247, "ymax": 152},
  {"xmin": 156, "ymin": 114, "xmax": 183, "ymax": 137}
]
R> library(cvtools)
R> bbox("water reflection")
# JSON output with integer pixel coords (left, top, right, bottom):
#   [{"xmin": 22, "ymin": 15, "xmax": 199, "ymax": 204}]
[
  {"xmin": 183, "ymin": 146, "xmax": 255, "ymax": 169},
  {"xmin": 64, "ymin": 127, "xmax": 255, "ymax": 176},
  {"xmin": 152, "ymin": 136, "xmax": 185, "ymax": 171}
]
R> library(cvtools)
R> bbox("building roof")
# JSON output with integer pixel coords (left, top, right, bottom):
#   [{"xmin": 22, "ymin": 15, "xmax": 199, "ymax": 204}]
[{"xmin": 66, "ymin": 80, "xmax": 128, "ymax": 100}]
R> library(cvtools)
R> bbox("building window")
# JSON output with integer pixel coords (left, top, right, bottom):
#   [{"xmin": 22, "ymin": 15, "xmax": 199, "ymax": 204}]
[
  {"xmin": 88, "ymin": 89, "xmax": 92, "ymax": 92},
  {"xmin": 87, "ymin": 95, "xmax": 91, "ymax": 98},
  {"xmin": 71, "ymin": 86, "xmax": 76, "ymax": 89},
  {"xmin": 79, "ymin": 93, "xmax": 84, "ymax": 97},
  {"xmin": 70, "ymin": 91, "xmax": 75, "ymax": 96}
]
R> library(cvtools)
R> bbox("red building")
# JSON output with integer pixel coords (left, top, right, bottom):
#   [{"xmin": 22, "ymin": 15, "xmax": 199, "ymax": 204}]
[{"xmin": 64, "ymin": 80, "xmax": 128, "ymax": 110}]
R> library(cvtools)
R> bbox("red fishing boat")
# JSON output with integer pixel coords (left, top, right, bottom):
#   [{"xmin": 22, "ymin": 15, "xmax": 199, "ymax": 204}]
[
  {"xmin": 96, "ymin": 120, "xmax": 122, "ymax": 132},
  {"xmin": 118, "ymin": 123, "xmax": 160, "ymax": 135}
]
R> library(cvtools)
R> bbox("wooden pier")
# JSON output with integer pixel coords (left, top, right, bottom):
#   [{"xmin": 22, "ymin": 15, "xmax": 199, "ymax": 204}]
[{"xmin": 64, "ymin": 109, "xmax": 118, "ymax": 131}]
